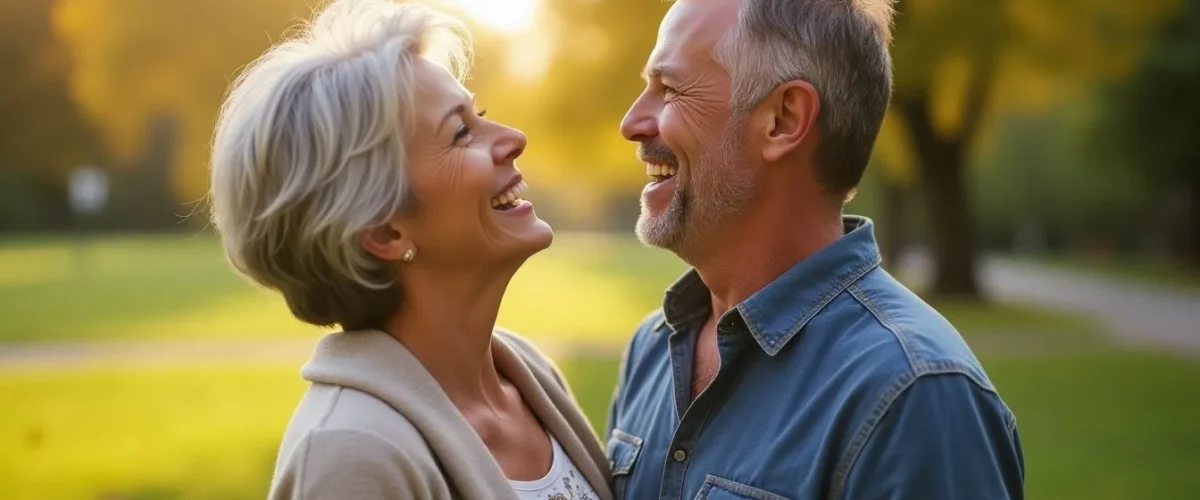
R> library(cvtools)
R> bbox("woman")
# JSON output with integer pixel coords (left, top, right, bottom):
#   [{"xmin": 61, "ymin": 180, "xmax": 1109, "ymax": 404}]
[{"xmin": 208, "ymin": 1, "xmax": 612, "ymax": 498}]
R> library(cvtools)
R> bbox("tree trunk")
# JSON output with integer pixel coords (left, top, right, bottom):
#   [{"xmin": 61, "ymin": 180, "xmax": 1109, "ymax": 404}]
[
  {"xmin": 879, "ymin": 179, "xmax": 909, "ymax": 268},
  {"xmin": 898, "ymin": 95, "xmax": 984, "ymax": 299},
  {"xmin": 1187, "ymin": 174, "xmax": 1200, "ymax": 265}
]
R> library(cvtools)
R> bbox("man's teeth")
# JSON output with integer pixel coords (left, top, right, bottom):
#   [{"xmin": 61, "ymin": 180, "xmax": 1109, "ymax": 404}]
[
  {"xmin": 490, "ymin": 180, "xmax": 528, "ymax": 208},
  {"xmin": 646, "ymin": 163, "xmax": 678, "ymax": 178}
]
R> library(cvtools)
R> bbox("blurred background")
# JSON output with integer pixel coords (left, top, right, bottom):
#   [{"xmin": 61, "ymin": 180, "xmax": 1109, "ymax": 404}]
[{"xmin": 1, "ymin": 0, "xmax": 1198, "ymax": 498}]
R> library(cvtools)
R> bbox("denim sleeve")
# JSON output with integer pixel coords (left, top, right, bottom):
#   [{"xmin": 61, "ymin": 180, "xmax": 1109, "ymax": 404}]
[{"xmin": 839, "ymin": 372, "xmax": 1025, "ymax": 500}]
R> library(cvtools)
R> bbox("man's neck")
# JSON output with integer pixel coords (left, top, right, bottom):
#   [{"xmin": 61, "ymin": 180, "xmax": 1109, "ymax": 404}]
[
  {"xmin": 385, "ymin": 261, "xmax": 522, "ymax": 407},
  {"xmin": 691, "ymin": 207, "xmax": 845, "ymax": 318}
]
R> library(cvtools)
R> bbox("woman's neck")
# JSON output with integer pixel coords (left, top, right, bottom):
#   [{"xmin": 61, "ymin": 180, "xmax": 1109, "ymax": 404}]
[{"xmin": 385, "ymin": 262, "xmax": 518, "ymax": 407}]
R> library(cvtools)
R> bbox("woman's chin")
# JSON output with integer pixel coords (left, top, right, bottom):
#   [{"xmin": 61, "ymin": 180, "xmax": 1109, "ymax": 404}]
[{"xmin": 517, "ymin": 218, "xmax": 554, "ymax": 254}]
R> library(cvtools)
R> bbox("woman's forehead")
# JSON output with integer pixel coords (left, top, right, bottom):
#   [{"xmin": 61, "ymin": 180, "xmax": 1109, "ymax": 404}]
[{"xmin": 412, "ymin": 58, "xmax": 472, "ymax": 127}]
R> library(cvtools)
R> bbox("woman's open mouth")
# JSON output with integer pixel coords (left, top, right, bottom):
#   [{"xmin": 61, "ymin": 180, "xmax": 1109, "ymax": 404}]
[
  {"xmin": 646, "ymin": 162, "xmax": 677, "ymax": 184},
  {"xmin": 490, "ymin": 180, "xmax": 528, "ymax": 211}
]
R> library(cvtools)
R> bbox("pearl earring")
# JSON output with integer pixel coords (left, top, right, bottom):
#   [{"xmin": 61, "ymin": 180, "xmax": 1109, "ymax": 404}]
[{"xmin": 402, "ymin": 249, "xmax": 416, "ymax": 262}]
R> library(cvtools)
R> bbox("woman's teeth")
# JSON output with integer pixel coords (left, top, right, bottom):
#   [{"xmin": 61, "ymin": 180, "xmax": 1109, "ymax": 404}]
[
  {"xmin": 491, "ymin": 180, "xmax": 528, "ymax": 209},
  {"xmin": 646, "ymin": 163, "xmax": 677, "ymax": 181}
]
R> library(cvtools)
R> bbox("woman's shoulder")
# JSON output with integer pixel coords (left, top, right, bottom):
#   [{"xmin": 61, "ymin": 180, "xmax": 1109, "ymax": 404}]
[
  {"xmin": 493, "ymin": 327, "xmax": 563, "ymax": 378},
  {"xmin": 269, "ymin": 426, "xmax": 446, "ymax": 499},
  {"xmin": 270, "ymin": 384, "xmax": 447, "ymax": 498}
]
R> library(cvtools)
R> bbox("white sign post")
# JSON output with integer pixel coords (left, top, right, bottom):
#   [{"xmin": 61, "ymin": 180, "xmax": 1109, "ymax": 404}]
[
  {"xmin": 68, "ymin": 166, "xmax": 109, "ymax": 273},
  {"xmin": 69, "ymin": 166, "xmax": 108, "ymax": 216}
]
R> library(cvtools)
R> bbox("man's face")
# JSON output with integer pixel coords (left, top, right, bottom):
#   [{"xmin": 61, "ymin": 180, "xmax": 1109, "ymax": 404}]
[{"xmin": 620, "ymin": 0, "xmax": 755, "ymax": 258}]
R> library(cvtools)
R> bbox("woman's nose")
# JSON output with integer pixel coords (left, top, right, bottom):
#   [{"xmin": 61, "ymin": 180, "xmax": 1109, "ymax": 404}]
[{"xmin": 492, "ymin": 124, "xmax": 527, "ymax": 166}]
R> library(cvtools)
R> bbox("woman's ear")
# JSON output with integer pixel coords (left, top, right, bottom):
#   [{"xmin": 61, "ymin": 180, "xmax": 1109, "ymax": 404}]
[{"xmin": 362, "ymin": 218, "xmax": 414, "ymax": 262}]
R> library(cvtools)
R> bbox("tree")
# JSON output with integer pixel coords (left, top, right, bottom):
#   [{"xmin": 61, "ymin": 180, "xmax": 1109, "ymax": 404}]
[
  {"xmin": 50, "ymin": 0, "xmax": 533, "ymax": 208},
  {"xmin": 1090, "ymin": 0, "xmax": 1200, "ymax": 264},
  {"xmin": 883, "ymin": 0, "xmax": 1179, "ymax": 299},
  {"xmin": 51, "ymin": 0, "xmax": 324, "ymax": 204},
  {"xmin": 0, "ymin": 0, "xmax": 102, "ymax": 179}
]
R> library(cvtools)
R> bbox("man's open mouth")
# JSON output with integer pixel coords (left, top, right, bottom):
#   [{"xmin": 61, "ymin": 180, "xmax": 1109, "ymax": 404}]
[
  {"xmin": 490, "ymin": 180, "xmax": 528, "ymax": 211},
  {"xmin": 646, "ymin": 162, "xmax": 678, "ymax": 183}
]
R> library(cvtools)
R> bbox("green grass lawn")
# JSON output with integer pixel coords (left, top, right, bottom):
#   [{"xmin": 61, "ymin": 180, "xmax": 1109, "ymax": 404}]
[
  {"xmin": 0, "ymin": 232, "xmax": 687, "ymax": 344},
  {"xmin": 2, "ymin": 351, "xmax": 1198, "ymax": 500},
  {"xmin": 2, "ymin": 233, "xmax": 1197, "ymax": 499}
]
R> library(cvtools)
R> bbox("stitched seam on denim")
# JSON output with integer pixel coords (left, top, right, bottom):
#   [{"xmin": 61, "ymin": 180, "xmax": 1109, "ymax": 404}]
[
  {"xmin": 827, "ymin": 369, "xmax": 916, "ymax": 500},
  {"xmin": 1003, "ymin": 402, "xmax": 1019, "ymax": 434},
  {"xmin": 747, "ymin": 253, "xmax": 882, "ymax": 356},
  {"xmin": 827, "ymin": 366, "xmax": 996, "ymax": 500},
  {"xmin": 701, "ymin": 475, "xmax": 790, "ymax": 500},
  {"xmin": 847, "ymin": 282, "xmax": 919, "ymax": 368}
]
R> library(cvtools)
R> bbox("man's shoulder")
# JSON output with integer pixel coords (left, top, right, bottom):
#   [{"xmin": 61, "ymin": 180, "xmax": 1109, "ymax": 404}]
[{"xmin": 823, "ymin": 268, "xmax": 995, "ymax": 391}]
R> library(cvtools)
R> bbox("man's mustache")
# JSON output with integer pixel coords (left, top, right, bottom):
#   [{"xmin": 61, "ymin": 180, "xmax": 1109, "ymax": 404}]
[{"xmin": 638, "ymin": 142, "xmax": 679, "ymax": 168}]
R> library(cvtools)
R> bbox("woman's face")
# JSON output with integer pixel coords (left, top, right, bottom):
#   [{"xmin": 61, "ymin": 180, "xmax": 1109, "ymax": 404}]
[{"xmin": 386, "ymin": 58, "xmax": 552, "ymax": 268}]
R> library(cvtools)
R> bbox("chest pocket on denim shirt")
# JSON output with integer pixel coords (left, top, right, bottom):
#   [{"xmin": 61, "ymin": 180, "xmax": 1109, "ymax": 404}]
[
  {"xmin": 606, "ymin": 429, "xmax": 643, "ymax": 500},
  {"xmin": 694, "ymin": 475, "xmax": 791, "ymax": 500}
]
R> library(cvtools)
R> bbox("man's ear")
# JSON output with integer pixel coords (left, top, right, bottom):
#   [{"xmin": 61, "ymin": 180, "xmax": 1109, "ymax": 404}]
[
  {"xmin": 362, "ymin": 218, "xmax": 414, "ymax": 262},
  {"xmin": 760, "ymin": 80, "xmax": 820, "ymax": 163}
]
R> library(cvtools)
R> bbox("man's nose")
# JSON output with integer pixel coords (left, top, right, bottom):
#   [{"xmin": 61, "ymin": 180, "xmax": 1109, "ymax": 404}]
[{"xmin": 620, "ymin": 92, "xmax": 659, "ymax": 143}]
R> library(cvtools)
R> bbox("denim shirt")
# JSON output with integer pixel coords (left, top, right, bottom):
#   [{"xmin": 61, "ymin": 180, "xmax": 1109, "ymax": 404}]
[{"xmin": 604, "ymin": 216, "xmax": 1024, "ymax": 500}]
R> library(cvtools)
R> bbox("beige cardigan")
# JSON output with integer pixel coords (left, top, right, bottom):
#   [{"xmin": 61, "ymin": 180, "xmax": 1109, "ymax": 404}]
[{"xmin": 267, "ymin": 329, "xmax": 614, "ymax": 500}]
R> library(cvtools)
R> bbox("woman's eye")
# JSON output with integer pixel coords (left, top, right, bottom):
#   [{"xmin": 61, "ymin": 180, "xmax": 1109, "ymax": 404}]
[
  {"xmin": 453, "ymin": 124, "xmax": 473, "ymax": 144},
  {"xmin": 476, "ymin": 108, "xmax": 487, "ymax": 117}
]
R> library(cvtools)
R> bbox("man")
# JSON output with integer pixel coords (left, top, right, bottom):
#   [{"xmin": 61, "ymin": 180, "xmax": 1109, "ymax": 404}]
[{"xmin": 605, "ymin": 0, "xmax": 1025, "ymax": 499}]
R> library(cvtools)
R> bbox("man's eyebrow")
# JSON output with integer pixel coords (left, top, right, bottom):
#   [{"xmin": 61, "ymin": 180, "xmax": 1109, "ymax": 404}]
[{"xmin": 438, "ymin": 93, "xmax": 476, "ymax": 134}]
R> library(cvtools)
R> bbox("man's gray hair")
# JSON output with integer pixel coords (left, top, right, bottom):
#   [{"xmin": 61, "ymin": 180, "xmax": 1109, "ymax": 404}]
[
  {"xmin": 713, "ymin": 0, "xmax": 896, "ymax": 198},
  {"xmin": 208, "ymin": 0, "xmax": 470, "ymax": 330}
]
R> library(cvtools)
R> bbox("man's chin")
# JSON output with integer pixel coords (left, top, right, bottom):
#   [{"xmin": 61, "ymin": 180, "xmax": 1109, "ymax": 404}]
[{"xmin": 635, "ymin": 212, "xmax": 683, "ymax": 251}]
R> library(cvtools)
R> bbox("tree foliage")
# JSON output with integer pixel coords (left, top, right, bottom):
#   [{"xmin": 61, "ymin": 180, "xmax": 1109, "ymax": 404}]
[
  {"xmin": 1088, "ymin": 0, "xmax": 1200, "ymax": 262},
  {"xmin": 52, "ymin": 0, "xmax": 321, "ymax": 202},
  {"xmin": 0, "ymin": 0, "xmax": 101, "ymax": 178},
  {"xmin": 878, "ymin": 0, "xmax": 1179, "ymax": 298}
]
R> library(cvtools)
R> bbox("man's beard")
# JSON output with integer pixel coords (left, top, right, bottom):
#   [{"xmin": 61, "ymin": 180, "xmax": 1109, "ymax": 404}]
[{"xmin": 636, "ymin": 119, "xmax": 754, "ymax": 261}]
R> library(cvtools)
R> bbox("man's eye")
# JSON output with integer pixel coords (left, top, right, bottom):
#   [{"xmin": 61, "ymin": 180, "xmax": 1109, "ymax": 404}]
[{"xmin": 663, "ymin": 86, "xmax": 679, "ymax": 98}]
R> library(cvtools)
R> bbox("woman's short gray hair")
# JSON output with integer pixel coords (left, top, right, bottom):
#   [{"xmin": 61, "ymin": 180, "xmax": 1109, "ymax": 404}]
[{"xmin": 209, "ymin": 0, "xmax": 470, "ymax": 330}]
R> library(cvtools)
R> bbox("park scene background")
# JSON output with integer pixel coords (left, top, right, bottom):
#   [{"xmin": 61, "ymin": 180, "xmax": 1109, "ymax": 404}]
[{"xmin": 2, "ymin": 0, "xmax": 1199, "ymax": 498}]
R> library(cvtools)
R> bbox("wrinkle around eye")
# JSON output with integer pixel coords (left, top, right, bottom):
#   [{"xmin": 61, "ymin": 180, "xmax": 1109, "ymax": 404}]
[{"xmin": 671, "ymin": 85, "xmax": 730, "ymax": 132}]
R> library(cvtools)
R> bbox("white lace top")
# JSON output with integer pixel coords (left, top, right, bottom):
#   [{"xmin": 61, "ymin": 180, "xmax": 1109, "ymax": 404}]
[{"xmin": 509, "ymin": 435, "xmax": 601, "ymax": 500}]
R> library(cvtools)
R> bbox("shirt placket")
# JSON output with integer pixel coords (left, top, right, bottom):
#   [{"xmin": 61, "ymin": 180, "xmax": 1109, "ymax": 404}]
[{"xmin": 660, "ymin": 317, "xmax": 748, "ymax": 500}]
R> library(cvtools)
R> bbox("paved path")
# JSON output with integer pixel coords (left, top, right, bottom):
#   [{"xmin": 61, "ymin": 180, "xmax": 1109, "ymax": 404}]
[
  {"xmin": 899, "ymin": 252, "xmax": 1200, "ymax": 356},
  {"xmin": 0, "ymin": 336, "xmax": 624, "ymax": 369}
]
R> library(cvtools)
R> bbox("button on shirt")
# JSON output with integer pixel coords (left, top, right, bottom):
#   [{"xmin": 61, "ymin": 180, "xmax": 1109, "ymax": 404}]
[{"xmin": 604, "ymin": 216, "xmax": 1025, "ymax": 500}]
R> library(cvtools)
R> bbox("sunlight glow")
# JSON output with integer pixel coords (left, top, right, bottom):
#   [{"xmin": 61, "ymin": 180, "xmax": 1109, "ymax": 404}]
[{"xmin": 445, "ymin": 0, "xmax": 539, "ymax": 33}]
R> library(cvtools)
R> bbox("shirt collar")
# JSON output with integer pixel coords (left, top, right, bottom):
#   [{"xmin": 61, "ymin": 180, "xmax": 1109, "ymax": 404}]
[{"xmin": 659, "ymin": 215, "xmax": 882, "ymax": 356}]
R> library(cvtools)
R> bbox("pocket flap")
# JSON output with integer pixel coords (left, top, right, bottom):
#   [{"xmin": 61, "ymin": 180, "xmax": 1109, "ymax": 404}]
[
  {"xmin": 606, "ymin": 429, "xmax": 643, "ymax": 476},
  {"xmin": 695, "ymin": 475, "xmax": 791, "ymax": 500}
]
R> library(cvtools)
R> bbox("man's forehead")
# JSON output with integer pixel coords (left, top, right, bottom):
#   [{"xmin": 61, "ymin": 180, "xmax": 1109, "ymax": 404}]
[{"xmin": 647, "ymin": 0, "xmax": 739, "ymax": 76}]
